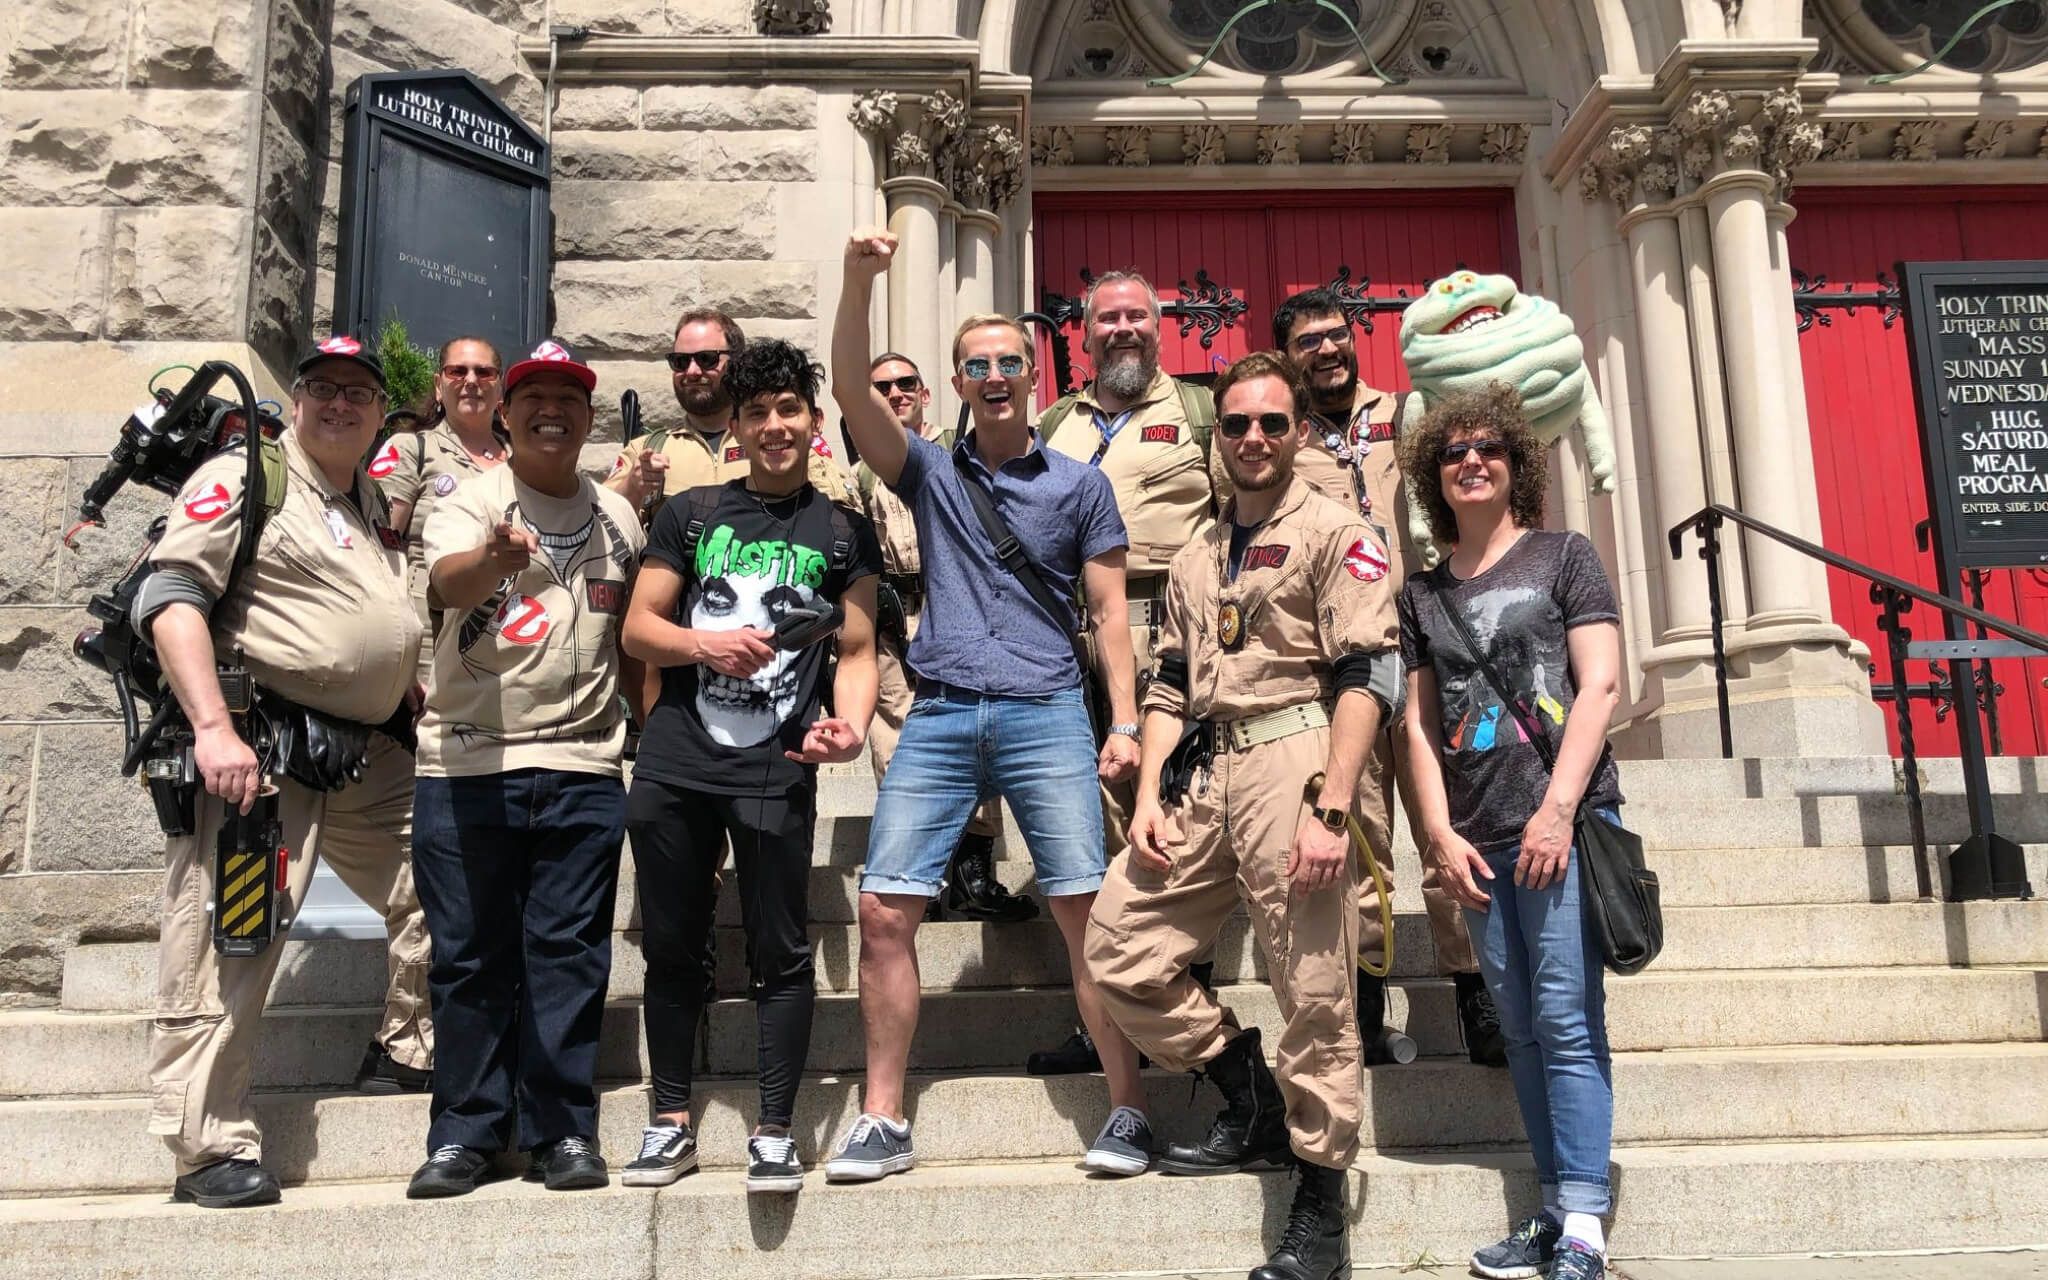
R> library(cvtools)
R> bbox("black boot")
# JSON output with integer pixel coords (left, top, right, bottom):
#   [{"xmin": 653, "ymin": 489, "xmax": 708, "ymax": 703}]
[
  {"xmin": 1358, "ymin": 970, "xmax": 1417, "ymax": 1066},
  {"xmin": 1249, "ymin": 1158, "xmax": 1350, "ymax": 1280},
  {"xmin": 940, "ymin": 833, "xmax": 1039, "ymax": 923},
  {"xmin": 1158, "ymin": 1028, "xmax": 1290, "ymax": 1175},
  {"xmin": 172, "ymin": 1158, "xmax": 281, "ymax": 1209},
  {"xmin": 1190, "ymin": 959, "xmax": 1217, "ymax": 992},
  {"xmin": 1026, "ymin": 1027, "xmax": 1100, "ymax": 1075},
  {"xmin": 1454, "ymin": 972, "xmax": 1509, "ymax": 1068},
  {"xmin": 354, "ymin": 1041, "xmax": 431, "ymax": 1095}
]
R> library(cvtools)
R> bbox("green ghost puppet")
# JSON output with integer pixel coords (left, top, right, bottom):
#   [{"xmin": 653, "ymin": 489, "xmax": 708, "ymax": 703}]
[{"xmin": 1399, "ymin": 270, "xmax": 1616, "ymax": 563}]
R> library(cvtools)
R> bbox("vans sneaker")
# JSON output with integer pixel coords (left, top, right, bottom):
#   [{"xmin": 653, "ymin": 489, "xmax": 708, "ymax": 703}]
[
  {"xmin": 824, "ymin": 1113, "xmax": 914, "ymax": 1183},
  {"xmin": 746, "ymin": 1132, "xmax": 804, "ymax": 1194},
  {"xmin": 1082, "ymin": 1105, "xmax": 1153, "ymax": 1176},
  {"xmin": 621, "ymin": 1123, "xmax": 699, "ymax": 1187}
]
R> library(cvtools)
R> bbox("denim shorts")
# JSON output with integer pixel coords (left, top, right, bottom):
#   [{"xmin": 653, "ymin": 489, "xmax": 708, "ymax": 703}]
[{"xmin": 860, "ymin": 682, "xmax": 1106, "ymax": 898}]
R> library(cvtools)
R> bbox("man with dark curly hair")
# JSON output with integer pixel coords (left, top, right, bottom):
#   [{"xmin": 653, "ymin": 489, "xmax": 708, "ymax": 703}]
[{"xmin": 618, "ymin": 339, "xmax": 883, "ymax": 1196}]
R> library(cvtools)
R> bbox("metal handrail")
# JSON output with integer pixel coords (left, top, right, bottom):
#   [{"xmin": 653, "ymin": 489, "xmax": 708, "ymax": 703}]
[{"xmin": 1668, "ymin": 503, "xmax": 2048, "ymax": 901}]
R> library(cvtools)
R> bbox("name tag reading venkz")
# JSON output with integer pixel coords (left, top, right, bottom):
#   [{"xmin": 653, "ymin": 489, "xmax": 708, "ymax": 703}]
[{"xmin": 585, "ymin": 580, "xmax": 626, "ymax": 614}]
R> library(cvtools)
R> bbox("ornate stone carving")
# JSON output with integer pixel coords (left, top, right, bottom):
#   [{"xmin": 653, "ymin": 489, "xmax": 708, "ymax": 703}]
[
  {"xmin": 1578, "ymin": 123, "xmax": 1662, "ymax": 209},
  {"xmin": 1818, "ymin": 120, "xmax": 1869, "ymax": 162},
  {"xmin": 1681, "ymin": 136, "xmax": 1715, "ymax": 179},
  {"xmin": 1183, "ymin": 124, "xmax": 1228, "ymax": 166},
  {"xmin": 1106, "ymin": 125, "xmax": 1152, "ymax": 167},
  {"xmin": 1480, "ymin": 123, "xmax": 1529, "ymax": 165},
  {"xmin": 1406, "ymin": 123, "xmax": 1453, "ymax": 164},
  {"xmin": 1891, "ymin": 120, "xmax": 1940, "ymax": 162},
  {"xmin": 1256, "ymin": 124, "xmax": 1301, "ymax": 165},
  {"xmin": 952, "ymin": 123, "xmax": 1024, "ymax": 212},
  {"xmin": 1673, "ymin": 90, "xmax": 1735, "ymax": 140},
  {"xmin": 1331, "ymin": 122, "xmax": 1376, "ymax": 165},
  {"xmin": 1964, "ymin": 120, "xmax": 2015, "ymax": 160},
  {"xmin": 848, "ymin": 90, "xmax": 896, "ymax": 137},
  {"xmin": 1724, "ymin": 124, "xmax": 1764, "ymax": 166},
  {"xmin": 1639, "ymin": 159, "xmax": 1678, "ymax": 199},
  {"xmin": 1031, "ymin": 125, "xmax": 1075, "ymax": 168},
  {"xmin": 755, "ymin": 0, "xmax": 829, "ymax": 35},
  {"xmin": 850, "ymin": 88, "xmax": 966, "ymax": 182}
]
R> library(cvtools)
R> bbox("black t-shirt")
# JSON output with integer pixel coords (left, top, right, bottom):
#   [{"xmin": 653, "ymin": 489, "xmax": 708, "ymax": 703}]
[
  {"xmin": 635, "ymin": 481, "xmax": 882, "ymax": 797},
  {"xmin": 1398, "ymin": 529, "xmax": 1626, "ymax": 848}
]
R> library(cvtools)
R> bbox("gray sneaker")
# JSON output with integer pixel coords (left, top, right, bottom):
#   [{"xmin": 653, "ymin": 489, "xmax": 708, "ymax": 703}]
[
  {"xmin": 1471, "ymin": 1212, "xmax": 1561, "ymax": 1279},
  {"xmin": 824, "ymin": 1113, "xmax": 915, "ymax": 1183},
  {"xmin": 621, "ymin": 1123, "xmax": 699, "ymax": 1187},
  {"xmin": 1082, "ymin": 1105, "xmax": 1152, "ymax": 1176}
]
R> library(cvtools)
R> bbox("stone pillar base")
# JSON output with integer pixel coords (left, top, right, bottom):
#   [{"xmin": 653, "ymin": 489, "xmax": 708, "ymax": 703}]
[{"xmin": 1618, "ymin": 631, "xmax": 1889, "ymax": 759}]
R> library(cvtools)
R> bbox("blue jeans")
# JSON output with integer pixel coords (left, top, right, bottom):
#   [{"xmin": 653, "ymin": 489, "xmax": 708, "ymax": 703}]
[
  {"xmin": 861, "ymin": 681, "xmax": 1105, "ymax": 897},
  {"xmin": 1463, "ymin": 809, "xmax": 1620, "ymax": 1216}
]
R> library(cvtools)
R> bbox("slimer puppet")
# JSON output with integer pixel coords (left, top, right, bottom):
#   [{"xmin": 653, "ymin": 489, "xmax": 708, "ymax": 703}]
[{"xmin": 1399, "ymin": 270, "xmax": 1616, "ymax": 562}]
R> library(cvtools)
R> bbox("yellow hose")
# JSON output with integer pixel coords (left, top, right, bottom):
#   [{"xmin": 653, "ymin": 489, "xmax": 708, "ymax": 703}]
[{"xmin": 1308, "ymin": 771, "xmax": 1394, "ymax": 979}]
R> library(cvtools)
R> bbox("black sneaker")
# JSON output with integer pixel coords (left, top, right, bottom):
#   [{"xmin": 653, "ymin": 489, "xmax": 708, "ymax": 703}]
[
  {"xmin": 171, "ymin": 1158, "xmax": 280, "ymax": 1209},
  {"xmin": 354, "ymin": 1042, "xmax": 431, "ymax": 1095},
  {"xmin": 745, "ymin": 1131, "xmax": 804, "ymax": 1194},
  {"xmin": 1082, "ymin": 1105, "xmax": 1152, "ymax": 1177},
  {"xmin": 1025, "ymin": 1028, "xmax": 1149, "ymax": 1075},
  {"xmin": 1550, "ymin": 1240, "xmax": 1606, "ymax": 1280},
  {"xmin": 621, "ymin": 1123, "xmax": 699, "ymax": 1187},
  {"xmin": 525, "ymin": 1136, "xmax": 608, "ymax": 1191},
  {"xmin": 407, "ymin": 1145, "xmax": 492, "ymax": 1199},
  {"xmin": 1471, "ymin": 1212, "xmax": 1562, "ymax": 1279}
]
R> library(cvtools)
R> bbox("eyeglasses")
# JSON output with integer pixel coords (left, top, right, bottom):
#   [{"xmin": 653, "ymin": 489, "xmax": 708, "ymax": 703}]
[
  {"xmin": 1218, "ymin": 412, "xmax": 1294, "ymax": 440},
  {"xmin": 299, "ymin": 378, "xmax": 384, "ymax": 406},
  {"xmin": 440, "ymin": 363, "xmax": 498, "ymax": 382},
  {"xmin": 1438, "ymin": 438, "xmax": 1510, "ymax": 466},
  {"xmin": 872, "ymin": 375, "xmax": 922, "ymax": 395},
  {"xmin": 1289, "ymin": 325, "xmax": 1354, "ymax": 355},
  {"xmin": 960, "ymin": 354, "xmax": 1028, "ymax": 380},
  {"xmin": 666, "ymin": 349, "xmax": 729, "ymax": 373}
]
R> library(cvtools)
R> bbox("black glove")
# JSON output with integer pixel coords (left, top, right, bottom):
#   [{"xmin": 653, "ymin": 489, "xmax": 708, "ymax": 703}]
[{"xmin": 269, "ymin": 704, "xmax": 373, "ymax": 792}]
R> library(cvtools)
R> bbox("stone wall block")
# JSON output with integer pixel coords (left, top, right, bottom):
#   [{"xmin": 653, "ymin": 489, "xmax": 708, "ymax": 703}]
[
  {"xmin": 0, "ymin": 459, "xmax": 66, "ymax": 605},
  {"xmin": 665, "ymin": 0, "xmax": 751, "ymax": 33},
  {"xmin": 439, "ymin": 0, "xmax": 546, "ymax": 29},
  {"xmin": 107, "ymin": 207, "xmax": 252, "ymax": 342},
  {"xmin": 104, "ymin": 90, "xmax": 258, "ymax": 207},
  {"xmin": 57, "ymin": 456, "xmax": 160, "ymax": 604},
  {"xmin": 550, "ymin": 131, "xmax": 693, "ymax": 183},
  {"xmin": 2, "ymin": 0, "xmax": 125, "ymax": 88},
  {"xmin": 0, "ymin": 94, "xmax": 114, "ymax": 206},
  {"xmin": 642, "ymin": 86, "xmax": 816, "ymax": 132},
  {"xmin": 695, "ymin": 261, "xmax": 814, "ymax": 320},
  {"xmin": 313, "ymin": 265, "xmax": 336, "ymax": 335},
  {"xmin": 586, "ymin": 359, "xmax": 684, "ymax": 434},
  {"xmin": 554, "ymin": 85, "xmax": 638, "ymax": 132},
  {"xmin": 28, "ymin": 723, "xmax": 165, "ymax": 871},
  {"xmin": 551, "ymin": 131, "xmax": 813, "ymax": 183},
  {"xmin": 330, "ymin": 0, "xmax": 541, "ymax": 126},
  {"xmin": 264, "ymin": 0, "xmax": 329, "ymax": 145},
  {"xmin": 0, "ymin": 606, "xmax": 116, "ymax": 718},
  {"xmin": 0, "ymin": 208, "xmax": 110, "ymax": 340},
  {"xmin": 551, "ymin": 260, "xmax": 701, "ymax": 356},
  {"xmin": 552, "ymin": 180, "xmax": 775, "ymax": 261},
  {"xmin": 547, "ymin": 0, "xmax": 663, "ymax": 34},
  {"xmin": 0, "ymin": 727, "xmax": 31, "ymax": 875},
  {"xmin": 691, "ymin": 131, "xmax": 816, "ymax": 182},
  {"xmin": 247, "ymin": 215, "xmax": 310, "ymax": 376},
  {"xmin": 0, "ymin": 869, "xmax": 162, "ymax": 1005},
  {"xmin": 324, "ymin": 45, "xmax": 390, "ymax": 159},
  {"xmin": 255, "ymin": 102, "xmax": 317, "ymax": 260},
  {"xmin": 128, "ymin": 0, "xmax": 260, "ymax": 87},
  {"xmin": 317, "ymin": 162, "xmax": 340, "ymax": 271}
]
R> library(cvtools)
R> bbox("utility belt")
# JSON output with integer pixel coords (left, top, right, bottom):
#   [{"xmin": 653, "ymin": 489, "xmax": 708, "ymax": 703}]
[
  {"xmin": 1158, "ymin": 699, "xmax": 1331, "ymax": 806},
  {"xmin": 876, "ymin": 572, "xmax": 924, "ymax": 643}
]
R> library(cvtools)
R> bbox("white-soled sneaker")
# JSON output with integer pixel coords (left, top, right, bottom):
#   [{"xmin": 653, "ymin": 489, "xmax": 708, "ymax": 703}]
[
  {"xmin": 1082, "ymin": 1105, "xmax": 1153, "ymax": 1176},
  {"xmin": 621, "ymin": 1123, "xmax": 699, "ymax": 1187},
  {"xmin": 746, "ymin": 1132, "xmax": 804, "ymax": 1194},
  {"xmin": 824, "ymin": 1112, "xmax": 915, "ymax": 1183}
]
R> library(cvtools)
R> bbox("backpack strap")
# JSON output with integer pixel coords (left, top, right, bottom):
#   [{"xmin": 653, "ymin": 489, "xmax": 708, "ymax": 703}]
[
  {"xmin": 678, "ymin": 484, "xmax": 723, "ymax": 574},
  {"xmin": 1036, "ymin": 393, "xmax": 1080, "ymax": 441},
  {"xmin": 1175, "ymin": 377, "xmax": 1216, "ymax": 461},
  {"xmin": 827, "ymin": 502, "xmax": 856, "ymax": 572},
  {"xmin": 589, "ymin": 502, "xmax": 637, "ymax": 576}
]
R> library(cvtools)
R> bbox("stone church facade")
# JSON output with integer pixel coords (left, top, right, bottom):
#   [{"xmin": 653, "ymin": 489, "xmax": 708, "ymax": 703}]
[{"xmin": 2, "ymin": 0, "xmax": 2045, "ymax": 1001}]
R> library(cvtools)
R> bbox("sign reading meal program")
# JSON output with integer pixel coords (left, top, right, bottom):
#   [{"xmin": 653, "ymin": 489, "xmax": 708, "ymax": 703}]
[
  {"xmin": 334, "ymin": 70, "xmax": 549, "ymax": 365},
  {"xmin": 1900, "ymin": 260, "xmax": 2048, "ymax": 571}
]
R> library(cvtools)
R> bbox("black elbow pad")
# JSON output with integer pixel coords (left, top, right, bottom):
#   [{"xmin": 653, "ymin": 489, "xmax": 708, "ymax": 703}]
[{"xmin": 1154, "ymin": 651, "xmax": 1190, "ymax": 695}]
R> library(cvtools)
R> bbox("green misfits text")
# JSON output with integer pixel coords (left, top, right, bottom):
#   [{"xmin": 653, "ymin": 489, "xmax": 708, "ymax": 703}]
[{"xmin": 695, "ymin": 524, "xmax": 826, "ymax": 587}]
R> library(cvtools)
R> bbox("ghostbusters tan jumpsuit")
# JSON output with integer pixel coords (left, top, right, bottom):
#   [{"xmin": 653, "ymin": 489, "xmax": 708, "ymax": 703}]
[
  {"xmin": 370, "ymin": 422, "xmax": 501, "ymax": 678},
  {"xmin": 142, "ymin": 432, "xmax": 431, "ymax": 1176},
  {"xmin": 1044, "ymin": 368, "xmax": 1229, "ymax": 855},
  {"xmin": 1085, "ymin": 478, "xmax": 1399, "ymax": 1170},
  {"xmin": 1295, "ymin": 381, "xmax": 1477, "ymax": 976}
]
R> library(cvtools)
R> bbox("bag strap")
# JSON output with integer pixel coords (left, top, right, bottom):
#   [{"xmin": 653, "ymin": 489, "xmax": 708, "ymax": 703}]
[
  {"xmin": 950, "ymin": 452, "xmax": 1077, "ymax": 634},
  {"xmin": 1176, "ymin": 376, "xmax": 1215, "ymax": 460},
  {"xmin": 1037, "ymin": 393, "xmax": 1079, "ymax": 441},
  {"xmin": 1427, "ymin": 576, "xmax": 1558, "ymax": 774},
  {"xmin": 678, "ymin": 484, "xmax": 724, "ymax": 575}
]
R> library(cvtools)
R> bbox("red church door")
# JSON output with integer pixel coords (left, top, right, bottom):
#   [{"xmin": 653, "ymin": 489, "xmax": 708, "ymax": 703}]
[{"xmin": 1787, "ymin": 186, "xmax": 2048, "ymax": 758}]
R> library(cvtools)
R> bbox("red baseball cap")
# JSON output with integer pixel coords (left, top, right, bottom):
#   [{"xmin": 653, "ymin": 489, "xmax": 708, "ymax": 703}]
[{"xmin": 504, "ymin": 338, "xmax": 598, "ymax": 393}]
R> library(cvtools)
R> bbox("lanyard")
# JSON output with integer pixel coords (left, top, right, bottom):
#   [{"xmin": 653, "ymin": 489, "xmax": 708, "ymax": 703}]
[
  {"xmin": 1314, "ymin": 406, "xmax": 1374, "ymax": 519},
  {"xmin": 1087, "ymin": 407, "xmax": 1137, "ymax": 466}
]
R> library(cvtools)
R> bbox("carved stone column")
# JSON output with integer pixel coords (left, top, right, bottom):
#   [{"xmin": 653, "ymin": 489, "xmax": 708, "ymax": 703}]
[
  {"xmin": 949, "ymin": 122, "xmax": 1023, "ymax": 325},
  {"xmin": 852, "ymin": 89, "xmax": 967, "ymax": 400}
]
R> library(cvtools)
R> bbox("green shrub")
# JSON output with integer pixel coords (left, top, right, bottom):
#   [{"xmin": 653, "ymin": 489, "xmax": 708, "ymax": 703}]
[{"xmin": 375, "ymin": 317, "xmax": 439, "ymax": 417}]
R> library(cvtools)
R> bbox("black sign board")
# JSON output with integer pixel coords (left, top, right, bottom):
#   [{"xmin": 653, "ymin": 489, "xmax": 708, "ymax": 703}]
[
  {"xmin": 335, "ymin": 70, "xmax": 549, "ymax": 367},
  {"xmin": 1900, "ymin": 260, "xmax": 2048, "ymax": 572}
]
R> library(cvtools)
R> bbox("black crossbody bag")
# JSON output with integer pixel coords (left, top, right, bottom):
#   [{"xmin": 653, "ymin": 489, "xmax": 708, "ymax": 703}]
[{"xmin": 1428, "ymin": 582, "xmax": 1663, "ymax": 975}]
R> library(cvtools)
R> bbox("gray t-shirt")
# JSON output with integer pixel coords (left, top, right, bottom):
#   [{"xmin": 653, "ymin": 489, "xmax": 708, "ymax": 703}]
[{"xmin": 1398, "ymin": 529, "xmax": 1625, "ymax": 848}]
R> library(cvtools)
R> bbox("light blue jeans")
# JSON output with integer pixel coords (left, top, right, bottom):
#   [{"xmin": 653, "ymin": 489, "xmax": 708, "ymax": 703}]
[
  {"xmin": 1464, "ymin": 808, "xmax": 1620, "ymax": 1216},
  {"xmin": 860, "ymin": 681, "xmax": 1106, "ymax": 898}
]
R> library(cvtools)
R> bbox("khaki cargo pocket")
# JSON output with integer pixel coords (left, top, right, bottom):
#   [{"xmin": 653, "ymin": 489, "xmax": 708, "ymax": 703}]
[{"xmin": 146, "ymin": 1080, "xmax": 189, "ymax": 1137}]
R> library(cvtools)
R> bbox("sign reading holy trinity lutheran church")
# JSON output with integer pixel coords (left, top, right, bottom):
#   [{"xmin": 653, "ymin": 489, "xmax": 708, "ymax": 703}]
[
  {"xmin": 1902, "ymin": 259, "xmax": 2048, "ymax": 572},
  {"xmin": 335, "ymin": 70, "xmax": 549, "ymax": 364}
]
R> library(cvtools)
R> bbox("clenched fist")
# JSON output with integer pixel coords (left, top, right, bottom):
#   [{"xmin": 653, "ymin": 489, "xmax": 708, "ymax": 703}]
[{"xmin": 845, "ymin": 229, "xmax": 898, "ymax": 279}]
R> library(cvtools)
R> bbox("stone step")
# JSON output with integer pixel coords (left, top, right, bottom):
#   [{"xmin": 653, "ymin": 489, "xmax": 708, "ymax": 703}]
[
  {"xmin": 57, "ymin": 900, "xmax": 2048, "ymax": 1013},
  {"xmin": 2, "ymin": 1043, "xmax": 2041, "ymax": 1199},
  {"xmin": 9, "ymin": 965, "xmax": 2045, "ymax": 1098},
  {"xmin": 1, "ymin": 1137, "xmax": 2045, "ymax": 1277}
]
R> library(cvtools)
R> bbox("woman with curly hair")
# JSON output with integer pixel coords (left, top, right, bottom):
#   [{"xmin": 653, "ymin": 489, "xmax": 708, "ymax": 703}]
[{"xmin": 1396, "ymin": 382, "xmax": 1626, "ymax": 1280}]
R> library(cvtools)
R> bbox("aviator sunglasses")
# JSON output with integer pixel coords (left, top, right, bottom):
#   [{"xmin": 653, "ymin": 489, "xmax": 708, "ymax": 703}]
[
  {"xmin": 1218, "ymin": 412, "xmax": 1294, "ymax": 440},
  {"xmin": 960, "ymin": 354, "xmax": 1028, "ymax": 380},
  {"xmin": 440, "ymin": 363, "xmax": 498, "ymax": 382},
  {"xmin": 872, "ymin": 374, "xmax": 922, "ymax": 395},
  {"xmin": 666, "ymin": 349, "xmax": 729, "ymax": 373},
  {"xmin": 1438, "ymin": 438, "xmax": 1510, "ymax": 466}
]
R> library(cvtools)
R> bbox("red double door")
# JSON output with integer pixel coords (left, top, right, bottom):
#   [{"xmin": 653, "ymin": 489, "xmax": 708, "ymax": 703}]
[
  {"xmin": 1789, "ymin": 187, "xmax": 2048, "ymax": 758},
  {"xmin": 1030, "ymin": 189, "xmax": 1520, "ymax": 398}
]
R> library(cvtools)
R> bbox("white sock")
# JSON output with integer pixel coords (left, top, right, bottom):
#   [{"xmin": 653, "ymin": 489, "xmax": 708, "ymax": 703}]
[{"xmin": 1561, "ymin": 1212, "xmax": 1605, "ymax": 1255}]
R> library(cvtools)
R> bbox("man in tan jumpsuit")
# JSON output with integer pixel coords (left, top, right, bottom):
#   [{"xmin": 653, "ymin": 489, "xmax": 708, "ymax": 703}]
[
  {"xmin": 1272, "ymin": 286, "xmax": 1503, "ymax": 1068},
  {"xmin": 133, "ymin": 335, "xmax": 431, "ymax": 1207},
  {"xmin": 859, "ymin": 352, "xmax": 1031, "ymax": 922},
  {"xmin": 608, "ymin": 306, "xmax": 857, "ymax": 513},
  {"xmin": 1086, "ymin": 350, "xmax": 1397, "ymax": 1280}
]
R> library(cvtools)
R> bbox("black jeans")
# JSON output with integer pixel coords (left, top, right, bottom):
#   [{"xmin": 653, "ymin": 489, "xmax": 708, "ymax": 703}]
[
  {"xmin": 411, "ymin": 768, "xmax": 625, "ymax": 1154},
  {"xmin": 628, "ymin": 776, "xmax": 815, "ymax": 1128}
]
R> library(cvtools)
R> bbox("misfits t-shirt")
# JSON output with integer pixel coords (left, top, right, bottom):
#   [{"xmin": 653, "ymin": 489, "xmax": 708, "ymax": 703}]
[
  {"xmin": 634, "ymin": 481, "xmax": 881, "ymax": 797},
  {"xmin": 1398, "ymin": 530, "xmax": 1625, "ymax": 848}
]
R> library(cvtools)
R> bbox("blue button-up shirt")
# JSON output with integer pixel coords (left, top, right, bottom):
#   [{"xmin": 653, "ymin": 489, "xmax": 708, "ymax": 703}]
[{"xmin": 891, "ymin": 428, "xmax": 1127, "ymax": 696}]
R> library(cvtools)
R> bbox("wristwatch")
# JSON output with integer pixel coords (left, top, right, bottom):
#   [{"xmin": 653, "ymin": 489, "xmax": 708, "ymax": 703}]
[
  {"xmin": 1308, "ymin": 804, "xmax": 1347, "ymax": 833},
  {"xmin": 1107, "ymin": 722, "xmax": 1141, "ymax": 739}
]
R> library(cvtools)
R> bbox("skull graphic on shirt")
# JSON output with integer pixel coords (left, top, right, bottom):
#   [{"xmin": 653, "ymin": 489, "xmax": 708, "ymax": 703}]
[{"xmin": 689, "ymin": 524, "xmax": 827, "ymax": 747}]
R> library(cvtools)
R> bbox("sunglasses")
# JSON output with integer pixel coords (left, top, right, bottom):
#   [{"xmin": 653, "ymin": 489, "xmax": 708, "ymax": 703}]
[
  {"xmin": 1438, "ymin": 438, "xmax": 1510, "ymax": 466},
  {"xmin": 440, "ymin": 363, "xmax": 498, "ymax": 382},
  {"xmin": 1289, "ymin": 325, "xmax": 1354, "ymax": 355},
  {"xmin": 872, "ymin": 375, "xmax": 922, "ymax": 395},
  {"xmin": 300, "ymin": 378, "xmax": 384, "ymax": 406},
  {"xmin": 666, "ymin": 349, "xmax": 728, "ymax": 373},
  {"xmin": 1218, "ymin": 411, "xmax": 1294, "ymax": 440},
  {"xmin": 960, "ymin": 354, "xmax": 1028, "ymax": 380}
]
